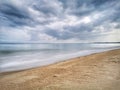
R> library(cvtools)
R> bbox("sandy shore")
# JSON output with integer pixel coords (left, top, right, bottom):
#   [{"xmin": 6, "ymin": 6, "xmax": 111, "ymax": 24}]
[{"xmin": 0, "ymin": 49, "xmax": 120, "ymax": 90}]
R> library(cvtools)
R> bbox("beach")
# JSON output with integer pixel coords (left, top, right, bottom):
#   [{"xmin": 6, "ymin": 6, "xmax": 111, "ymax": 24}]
[{"xmin": 0, "ymin": 49, "xmax": 120, "ymax": 90}]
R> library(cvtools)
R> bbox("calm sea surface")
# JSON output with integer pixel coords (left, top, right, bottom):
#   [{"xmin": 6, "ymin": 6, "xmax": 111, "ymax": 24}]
[{"xmin": 0, "ymin": 43, "xmax": 120, "ymax": 72}]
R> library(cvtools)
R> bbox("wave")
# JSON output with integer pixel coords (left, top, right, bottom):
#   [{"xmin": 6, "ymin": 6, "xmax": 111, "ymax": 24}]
[{"xmin": 0, "ymin": 48, "xmax": 113, "ymax": 73}]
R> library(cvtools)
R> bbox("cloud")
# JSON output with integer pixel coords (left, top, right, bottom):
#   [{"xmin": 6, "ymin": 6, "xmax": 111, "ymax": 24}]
[
  {"xmin": 0, "ymin": 27, "xmax": 31, "ymax": 42},
  {"xmin": 0, "ymin": 0, "xmax": 120, "ymax": 43},
  {"xmin": 0, "ymin": 3, "xmax": 32, "ymax": 27}
]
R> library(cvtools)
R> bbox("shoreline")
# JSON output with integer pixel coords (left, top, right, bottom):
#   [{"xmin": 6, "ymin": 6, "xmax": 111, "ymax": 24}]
[
  {"xmin": 0, "ymin": 48, "xmax": 118, "ymax": 74},
  {"xmin": 0, "ymin": 49, "xmax": 120, "ymax": 90}
]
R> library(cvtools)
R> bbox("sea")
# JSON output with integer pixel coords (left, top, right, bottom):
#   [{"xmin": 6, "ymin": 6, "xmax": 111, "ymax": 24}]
[{"xmin": 0, "ymin": 43, "xmax": 120, "ymax": 72}]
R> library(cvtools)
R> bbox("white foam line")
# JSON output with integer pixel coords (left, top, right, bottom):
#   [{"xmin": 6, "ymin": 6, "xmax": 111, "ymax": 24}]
[{"xmin": 0, "ymin": 48, "xmax": 118, "ymax": 72}]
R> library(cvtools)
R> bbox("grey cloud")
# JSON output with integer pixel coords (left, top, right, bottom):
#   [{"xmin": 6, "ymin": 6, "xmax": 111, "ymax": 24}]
[
  {"xmin": 0, "ymin": 4, "xmax": 29, "ymax": 18},
  {"xmin": 41, "ymin": 0, "xmax": 120, "ymax": 41},
  {"xmin": 0, "ymin": 0, "xmax": 120, "ymax": 42},
  {"xmin": 91, "ymin": 0, "xmax": 113, "ymax": 7},
  {"xmin": 0, "ymin": 3, "xmax": 32, "ymax": 27},
  {"xmin": 64, "ymin": 24, "xmax": 93, "ymax": 33},
  {"xmin": 31, "ymin": 0, "xmax": 63, "ymax": 18},
  {"xmin": 59, "ymin": 0, "xmax": 115, "ymax": 17}
]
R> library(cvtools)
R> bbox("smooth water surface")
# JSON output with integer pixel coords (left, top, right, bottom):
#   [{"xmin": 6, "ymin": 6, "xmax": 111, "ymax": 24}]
[{"xmin": 0, "ymin": 43, "xmax": 120, "ymax": 72}]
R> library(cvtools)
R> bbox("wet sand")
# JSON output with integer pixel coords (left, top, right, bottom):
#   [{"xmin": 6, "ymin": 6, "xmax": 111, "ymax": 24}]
[{"xmin": 0, "ymin": 49, "xmax": 120, "ymax": 90}]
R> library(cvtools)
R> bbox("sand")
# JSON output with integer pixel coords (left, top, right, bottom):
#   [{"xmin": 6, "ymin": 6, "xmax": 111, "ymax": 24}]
[{"xmin": 0, "ymin": 49, "xmax": 120, "ymax": 90}]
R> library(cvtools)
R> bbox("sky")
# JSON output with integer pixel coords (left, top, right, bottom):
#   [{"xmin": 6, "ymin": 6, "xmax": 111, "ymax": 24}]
[{"xmin": 0, "ymin": 0, "xmax": 120, "ymax": 43}]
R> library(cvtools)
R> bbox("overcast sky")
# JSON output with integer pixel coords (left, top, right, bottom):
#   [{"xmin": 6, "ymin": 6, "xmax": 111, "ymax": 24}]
[{"xmin": 0, "ymin": 0, "xmax": 120, "ymax": 43}]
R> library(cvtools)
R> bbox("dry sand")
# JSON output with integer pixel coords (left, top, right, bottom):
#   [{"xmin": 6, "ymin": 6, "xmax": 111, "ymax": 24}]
[{"xmin": 0, "ymin": 49, "xmax": 120, "ymax": 90}]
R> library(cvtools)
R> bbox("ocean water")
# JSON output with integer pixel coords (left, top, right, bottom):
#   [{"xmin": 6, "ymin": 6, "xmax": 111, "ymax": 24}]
[{"xmin": 0, "ymin": 43, "xmax": 120, "ymax": 72}]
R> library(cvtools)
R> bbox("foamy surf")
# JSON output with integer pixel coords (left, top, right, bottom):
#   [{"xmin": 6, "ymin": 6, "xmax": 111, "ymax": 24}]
[{"xmin": 0, "ymin": 43, "xmax": 120, "ymax": 72}]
